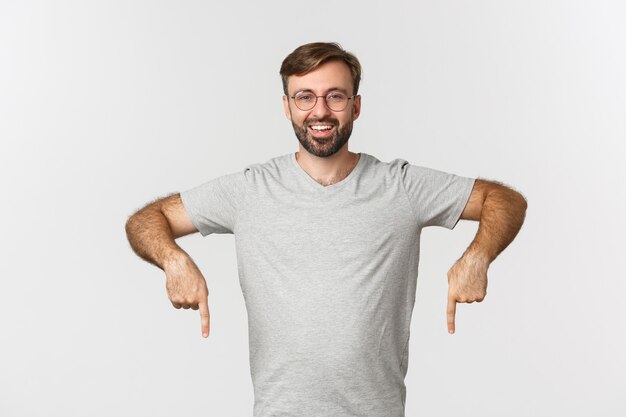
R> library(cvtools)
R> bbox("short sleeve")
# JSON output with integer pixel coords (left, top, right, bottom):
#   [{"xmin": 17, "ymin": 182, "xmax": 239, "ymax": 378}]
[
  {"xmin": 399, "ymin": 160, "xmax": 475, "ymax": 229},
  {"xmin": 179, "ymin": 169, "xmax": 249, "ymax": 236}
]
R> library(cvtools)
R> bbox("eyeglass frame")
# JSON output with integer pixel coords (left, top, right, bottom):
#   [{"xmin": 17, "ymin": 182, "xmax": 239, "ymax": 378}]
[{"xmin": 287, "ymin": 90, "xmax": 358, "ymax": 112}]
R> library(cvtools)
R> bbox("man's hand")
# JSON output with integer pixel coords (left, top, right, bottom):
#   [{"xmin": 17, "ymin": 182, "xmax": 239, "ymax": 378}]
[
  {"xmin": 164, "ymin": 253, "xmax": 211, "ymax": 338},
  {"xmin": 446, "ymin": 252, "xmax": 489, "ymax": 334}
]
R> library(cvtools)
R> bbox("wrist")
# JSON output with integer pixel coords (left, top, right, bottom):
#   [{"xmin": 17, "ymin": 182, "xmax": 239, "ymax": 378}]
[
  {"xmin": 462, "ymin": 248, "xmax": 491, "ymax": 269},
  {"xmin": 162, "ymin": 247, "xmax": 188, "ymax": 271}
]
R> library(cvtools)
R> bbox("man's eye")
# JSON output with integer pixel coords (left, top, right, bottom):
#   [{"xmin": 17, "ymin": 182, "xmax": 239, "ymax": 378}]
[
  {"xmin": 328, "ymin": 93, "xmax": 346, "ymax": 101},
  {"xmin": 296, "ymin": 94, "xmax": 313, "ymax": 101}
]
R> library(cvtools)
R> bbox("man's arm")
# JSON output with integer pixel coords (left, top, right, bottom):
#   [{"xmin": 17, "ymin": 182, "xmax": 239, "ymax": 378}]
[
  {"xmin": 446, "ymin": 179, "xmax": 528, "ymax": 334},
  {"xmin": 125, "ymin": 193, "xmax": 198, "ymax": 269},
  {"xmin": 459, "ymin": 179, "xmax": 528, "ymax": 262},
  {"xmin": 125, "ymin": 194, "xmax": 211, "ymax": 338}
]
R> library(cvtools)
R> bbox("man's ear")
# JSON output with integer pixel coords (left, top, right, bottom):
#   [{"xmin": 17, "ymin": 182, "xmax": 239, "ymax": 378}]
[
  {"xmin": 282, "ymin": 95, "xmax": 292, "ymax": 120},
  {"xmin": 352, "ymin": 94, "xmax": 361, "ymax": 121}
]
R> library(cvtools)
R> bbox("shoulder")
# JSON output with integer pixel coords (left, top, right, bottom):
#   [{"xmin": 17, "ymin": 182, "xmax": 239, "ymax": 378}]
[
  {"xmin": 363, "ymin": 153, "xmax": 442, "ymax": 173},
  {"xmin": 240, "ymin": 153, "xmax": 292, "ymax": 181},
  {"xmin": 359, "ymin": 153, "xmax": 410, "ymax": 177},
  {"xmin": 362, "ymin": 153, "xmax": 438, "ymax": 182}
]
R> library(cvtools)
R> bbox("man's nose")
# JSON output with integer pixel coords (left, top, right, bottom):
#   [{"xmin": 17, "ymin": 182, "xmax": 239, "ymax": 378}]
[{"xmin": 310, "ymin": 96, "xmax": 333, "ymax": 118}]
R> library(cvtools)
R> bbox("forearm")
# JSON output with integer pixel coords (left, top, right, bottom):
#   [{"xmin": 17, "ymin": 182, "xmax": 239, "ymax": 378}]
[
  {"xmin": 125, "ymin": 206, "xmax": 186, "ymax": 271},
  {"xmin": 464, "ymin": 187, "xmax": 528, "ymax": 265}
]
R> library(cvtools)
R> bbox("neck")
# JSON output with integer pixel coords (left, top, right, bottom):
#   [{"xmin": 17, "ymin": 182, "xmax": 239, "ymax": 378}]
[{"xmin": 295, "ymin": 148, "xmax": 360, "ymax": 187}]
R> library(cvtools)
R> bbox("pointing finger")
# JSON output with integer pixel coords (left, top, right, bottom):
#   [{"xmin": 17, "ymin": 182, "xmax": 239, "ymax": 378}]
[
  {"xmin": 447, "ymin": 294, "xmax": 456, "ymax": 334},
  {"xmin": 199, "ymin": 299, "xmax": 210, "ymax": 338}
]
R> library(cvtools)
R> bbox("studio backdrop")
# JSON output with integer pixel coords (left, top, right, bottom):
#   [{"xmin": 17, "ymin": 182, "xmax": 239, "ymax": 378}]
[{"xmin": 1, "ymin": 1, "xmax": 624, "ymax": 416}]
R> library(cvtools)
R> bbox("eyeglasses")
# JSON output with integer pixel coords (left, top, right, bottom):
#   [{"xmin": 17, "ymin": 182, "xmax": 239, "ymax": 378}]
[{"xmin": 289, "ymin": 91, "xmax": 356, "ymax": 112}]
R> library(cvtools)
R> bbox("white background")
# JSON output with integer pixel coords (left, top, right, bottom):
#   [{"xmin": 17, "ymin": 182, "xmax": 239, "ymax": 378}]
[{"xmin": 1, "ymin": 1, "xmax": 624, "ymax": 416}]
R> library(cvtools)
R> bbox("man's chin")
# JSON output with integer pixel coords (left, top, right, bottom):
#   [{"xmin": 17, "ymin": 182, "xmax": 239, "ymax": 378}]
[
  {"xmin": 301, "ymin": 137, "xmax": 343, "ymax": 158},
  {"xmin": 292, "ymin": 123, "xmax": 352, "ymax": 157},
  {"xmin": 310, "ymin": 134, "xmax": 335, "ymax": 144}
]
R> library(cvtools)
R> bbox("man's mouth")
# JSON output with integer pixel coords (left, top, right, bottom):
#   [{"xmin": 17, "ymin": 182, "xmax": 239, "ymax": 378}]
[{"xmin": 307, "ymin": 123, "xmax": 336, "ymax": 138}]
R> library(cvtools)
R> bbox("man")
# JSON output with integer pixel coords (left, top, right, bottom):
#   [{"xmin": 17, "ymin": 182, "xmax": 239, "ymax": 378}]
[{"xmin": 125, "ymin": 42, "xmax": 527, "ymax": 417}]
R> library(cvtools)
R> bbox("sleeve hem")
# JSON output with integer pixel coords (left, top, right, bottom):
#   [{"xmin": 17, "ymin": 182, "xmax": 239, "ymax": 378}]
[
  {"xmin": 447, "ymin": 177, "xmax": 476, "ymax": 230},
  {"xmin": 180, "ymin": 190, "xmax": 210, "ymax": 237}
]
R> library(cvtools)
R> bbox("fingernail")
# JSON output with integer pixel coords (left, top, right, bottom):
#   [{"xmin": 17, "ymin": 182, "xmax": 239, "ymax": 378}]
[{"xmin": 203, "ymin": 332, "xmax": 208, "ymax": 338}]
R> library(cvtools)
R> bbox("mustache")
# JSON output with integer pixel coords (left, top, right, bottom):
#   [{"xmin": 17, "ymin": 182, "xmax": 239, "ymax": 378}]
[{"xmin": 304, "ymin": 118, "xmax": 338, "ymax": 127}]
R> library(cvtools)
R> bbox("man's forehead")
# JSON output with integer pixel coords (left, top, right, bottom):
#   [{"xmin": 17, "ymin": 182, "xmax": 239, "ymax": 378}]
[{"xmin": 287, "ymin": 61, "xmax": 353, "ymax": 94}]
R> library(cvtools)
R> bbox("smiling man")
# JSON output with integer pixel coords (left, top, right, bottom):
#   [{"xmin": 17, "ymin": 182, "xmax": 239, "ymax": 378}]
[
  {"xmin": 125, "ymin": 42, "xmax": 527, "ymax": 417},
  {"xmin": 283, "ymin": 57, "xmax": 360, "ymax": 157}
]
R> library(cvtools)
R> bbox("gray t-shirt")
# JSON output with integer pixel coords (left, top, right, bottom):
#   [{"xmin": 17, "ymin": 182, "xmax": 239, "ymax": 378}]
[{"xmin": 180, "ymin": 151, "xmax": 475, "ymax": 417}]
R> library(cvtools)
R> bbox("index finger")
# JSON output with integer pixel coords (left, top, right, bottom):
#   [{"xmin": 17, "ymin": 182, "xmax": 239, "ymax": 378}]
[
  {"xmin": 447, "ymin": 294, "xmax": 456, "ymax": 334},
  {"xmin": 199, "ymin": 299, "xmax": 210, "ymax": 338}
]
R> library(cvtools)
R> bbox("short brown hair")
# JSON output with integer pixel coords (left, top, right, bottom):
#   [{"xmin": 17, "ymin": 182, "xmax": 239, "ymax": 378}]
[{"xmin": 279, "ymin": 42, "xmax": 362, "ymax": 96}]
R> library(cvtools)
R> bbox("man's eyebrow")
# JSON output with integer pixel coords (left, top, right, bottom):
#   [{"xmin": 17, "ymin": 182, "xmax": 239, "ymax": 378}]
[
  {"xmin": 293, "ymin": 87, "xmax": 350, "ymax": 95},
  {"xmin": 325, "ymin": 87, "xmax": 349, "ymax": 94}
]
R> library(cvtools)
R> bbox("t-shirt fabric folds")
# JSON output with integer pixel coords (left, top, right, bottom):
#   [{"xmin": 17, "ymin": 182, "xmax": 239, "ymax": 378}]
[{"xmin": 180, "ymin": 152, "xmax": 475, "ymax": 417}]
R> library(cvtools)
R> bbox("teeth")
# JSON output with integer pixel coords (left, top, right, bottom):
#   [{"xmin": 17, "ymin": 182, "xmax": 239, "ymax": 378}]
[{"xmin": 310, "ymin": 125, "xmax": 333, "ymax": 131}]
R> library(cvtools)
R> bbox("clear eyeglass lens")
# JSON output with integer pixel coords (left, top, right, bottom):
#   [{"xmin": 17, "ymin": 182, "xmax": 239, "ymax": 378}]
[
  {"xmin": 326, "ymin": 93, "xmax": 348, "ymax": 111},
  {"xmin": 294, "ymin": 93, "xmax": 316, "ymax": 110}
]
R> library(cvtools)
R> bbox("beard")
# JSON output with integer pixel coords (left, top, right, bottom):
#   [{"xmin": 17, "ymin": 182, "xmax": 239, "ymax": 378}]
[{"xmin": 291, "ymin": 117, "xmax": 354, "ymax": 158}]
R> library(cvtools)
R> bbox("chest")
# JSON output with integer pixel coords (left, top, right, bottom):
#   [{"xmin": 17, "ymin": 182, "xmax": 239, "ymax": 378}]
[{"xmin": 235, "ymin": 189, "xmax": 418, "ymax": 272}]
